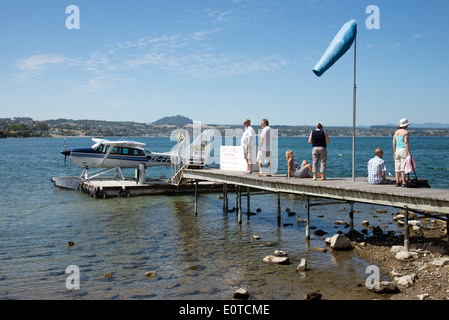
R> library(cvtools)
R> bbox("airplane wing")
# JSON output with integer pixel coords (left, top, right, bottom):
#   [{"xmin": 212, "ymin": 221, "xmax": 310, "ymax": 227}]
[
  {"xmin": 104, "ymin": 140, "xmax": 146, "ymax": 148},
  {"xmin": 91, "ymin": 138, "xmax": 145, "ymax": 148}
]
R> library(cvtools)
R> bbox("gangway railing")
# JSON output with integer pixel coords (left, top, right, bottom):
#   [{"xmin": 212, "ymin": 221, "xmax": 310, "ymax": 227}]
[
  {"xmin": 169, "ymin": 162, "xmax": 190, "ymax": 186},
  {"xmin": 169, "ymin": 129, "xmax": 215, "ymax": 185}
]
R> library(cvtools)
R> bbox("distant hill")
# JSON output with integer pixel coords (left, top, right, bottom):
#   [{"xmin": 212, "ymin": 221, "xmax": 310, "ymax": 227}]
[
  {"xmin": 371, "ymin": 122, "xmax": 449, "ymax": 129},
  {"xmin": 152, "ymin": 115, "xmax": 193, "ymax": 126}
]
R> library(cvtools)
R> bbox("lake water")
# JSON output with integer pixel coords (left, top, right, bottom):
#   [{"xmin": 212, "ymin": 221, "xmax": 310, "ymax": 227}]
[{"xmin": 0, "ymin": 136, "xmax": 448, "ymax": 300}]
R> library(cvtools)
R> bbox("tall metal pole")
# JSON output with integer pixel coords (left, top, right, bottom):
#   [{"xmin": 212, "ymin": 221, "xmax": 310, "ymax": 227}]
[{"xmin": 352, "ymin": 36, "xmax": 357, "ymax": 181}]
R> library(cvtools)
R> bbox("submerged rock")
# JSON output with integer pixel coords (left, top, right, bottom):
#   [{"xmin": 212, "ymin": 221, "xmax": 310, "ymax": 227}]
[
  {"xmin": 314, "ymin": 229, "xmax": 327, "ymax": 236},
  {"xmin": 311, "ymin": 247, "xmax": 327, "ymax": 253},
  {"xmin": 263, "ymin": 255, "xmax": 289, "ymax": 265},
  {"xmin": 144, "ymin": 271, "xmax": 157, "ymax": 278},
  {"xmin": 273, "ymin": 250, "xmax": 287, "ymax": 257},
  {"xmin": 372, "ymin": 226, "xmax": 384, "ymax": 236},
  {"xmin": 304, "ymin": 292, "xmax": 322, "ymax": 300},
  {"xmin": 369, "ymin": 281, "xmax": 400, "ymax": 294},
  {"xmin": 263, "ymin": 250, "xmax": 289, "ymax": 264}
]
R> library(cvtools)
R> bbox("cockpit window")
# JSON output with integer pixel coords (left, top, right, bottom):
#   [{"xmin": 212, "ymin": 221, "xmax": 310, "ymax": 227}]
[
  {"xmin": 110, "ymin": 147, "xmax": 119, "ymax": 154},
  {"xmin": 133, "ymin": 149, "xmax": 145, "ymax": 156},
  {"xmin": 95, "ymin": 144, "xmax": 106, "ymax": 152},
  {"xmin": 95, "ymin": 144, "xmax": 145, "ymax": 156},
  {"xmin": 145, "ymin": 149, "xmax": 152, "ymax": 155}
]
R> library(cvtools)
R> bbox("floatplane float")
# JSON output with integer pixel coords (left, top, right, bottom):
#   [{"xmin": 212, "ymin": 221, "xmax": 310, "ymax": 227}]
[{"xmin": 52, "ymin": 130, "xmax": 216, "ymax": 190}]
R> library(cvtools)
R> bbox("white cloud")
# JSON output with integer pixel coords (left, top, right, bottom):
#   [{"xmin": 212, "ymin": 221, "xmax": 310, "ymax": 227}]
[
  {"xmin": 67, "ymin": 74, "xmax": 135, "ymax": 93},
  {"xmin": 13, "ymin": 29, "xmax": 289, "ymax": 90},
  {"xmin": 120, "ymin": 30, "xmax": 288, "ymax": 79},
  {"xmin": 410, "ymin": 33, "xmax": 423, "ymax": 43},
  {"xmin": 386, "ymin": 43, "xmax": 401, "ymax": 50},
  {"xmin": 13, "ymin": 54, "xmax": 79, "ymax": 83}
]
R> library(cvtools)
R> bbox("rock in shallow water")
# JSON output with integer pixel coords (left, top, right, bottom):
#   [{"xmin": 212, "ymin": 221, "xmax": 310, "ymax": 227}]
[
  {"xmin": 234, "ymin": 288, "xmax": 250, "ymax": 299},
  {"xmin": 296, "ymin": 258, "xmax": 307, "ymax": 272},
  {"xmin": 368, "ymin": 281, "xmax": 400, "ymax": 294},
  {"xmin": 329, "ymin": 234, "xmax": 353, "ymax": 251},
  {"xmin": 263, "ymin": 255, "xmax": 289, "ymax": 265}
]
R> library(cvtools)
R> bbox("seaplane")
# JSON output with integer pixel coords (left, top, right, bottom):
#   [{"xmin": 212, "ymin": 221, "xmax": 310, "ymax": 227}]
[{"xmin": 60, "ymin": 130, "xmax": 216, "ymax": 181}]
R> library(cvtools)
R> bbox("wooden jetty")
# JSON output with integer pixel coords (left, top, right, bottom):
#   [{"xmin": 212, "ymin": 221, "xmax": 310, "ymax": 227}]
[
  {"xmin": 51, "ymin": 176, "xmax": 224, "ymax": 198},
  {"xmin": 180, "ymin": 168, "xmax": 449, "ymax": 250}
]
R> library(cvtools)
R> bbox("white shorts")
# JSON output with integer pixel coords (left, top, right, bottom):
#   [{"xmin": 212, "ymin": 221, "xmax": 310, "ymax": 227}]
[
  {"xmin": 243, "ymin": 144, "xmax": 253, "ymax": 160},
  {"xmin": 395, "ymin": 148, "xmax": 408, "ymax": 172},
  {"xmin": 257, "ymin": 151, "xmax": 271, "ymax": 164}
]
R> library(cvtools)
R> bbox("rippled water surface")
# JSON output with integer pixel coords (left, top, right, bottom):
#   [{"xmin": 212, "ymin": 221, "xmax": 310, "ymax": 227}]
[{"xmin": 1, "ymin": 136, "xmax": 448, "ymax": 299}]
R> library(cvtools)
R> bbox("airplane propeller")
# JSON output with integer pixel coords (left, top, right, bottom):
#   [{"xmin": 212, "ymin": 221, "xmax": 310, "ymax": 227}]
[{"xmin": 61, "ymin": 138, "xmax": 69, "ymax": 165}]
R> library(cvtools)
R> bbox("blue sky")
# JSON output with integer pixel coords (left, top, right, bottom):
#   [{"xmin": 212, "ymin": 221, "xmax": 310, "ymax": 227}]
[{"xmin": 0, "ymin": 0, "xmax": 448, "ymax": 126}]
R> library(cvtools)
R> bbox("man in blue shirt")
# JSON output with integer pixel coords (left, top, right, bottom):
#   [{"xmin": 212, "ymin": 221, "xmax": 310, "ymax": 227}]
[{"xmin": 367, "ymin": 148, "xmax": 390, "ymax": 184}]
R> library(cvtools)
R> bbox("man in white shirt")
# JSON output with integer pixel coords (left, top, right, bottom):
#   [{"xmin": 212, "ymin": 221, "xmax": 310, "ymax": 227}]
[
  {"xmin": 367, "ymin": 148, "xmax": 390, "ymax": 184},
  {"xmin": 241, "ymin": 119, "xmax": 256, "ymax": 173},
  {"xmin": 257, "ymin": 118, "xmax": 272, "ymax": 176}
]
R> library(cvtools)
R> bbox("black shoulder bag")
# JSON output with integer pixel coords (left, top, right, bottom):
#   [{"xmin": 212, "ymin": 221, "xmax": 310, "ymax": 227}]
[{"xmin": 406, "ymin": 159, "xmax": 430, "ymax": 188}]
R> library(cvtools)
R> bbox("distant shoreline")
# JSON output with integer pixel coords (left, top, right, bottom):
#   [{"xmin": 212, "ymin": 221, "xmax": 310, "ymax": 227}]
[
  {"xmin": 3, "ymin": 134, "xmax": 449, "ymax": 139},
  {"xmin": 2, "ymin": 117, "xmax": 449, "ymax": 138}
]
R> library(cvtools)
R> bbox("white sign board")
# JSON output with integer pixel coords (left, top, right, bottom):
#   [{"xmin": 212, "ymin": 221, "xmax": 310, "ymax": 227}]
[{"xmin": 220, "ymin": 146, "xmax": 257, "ymax": 172}]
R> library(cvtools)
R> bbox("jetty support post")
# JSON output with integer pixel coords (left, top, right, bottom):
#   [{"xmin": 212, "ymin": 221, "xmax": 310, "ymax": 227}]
[
  {"xmin": 277, "ymin": 193, "xmax": 281, "ymax": 226},
  {"xmin": 138, "ymin": 163, "xmax": 147, "ymax": 185},
  {"xmin": 235, "ymin": 185, "xmax": 239, "ymax": 214},
  {"xmin": 223, "ymin": 183, "xmax": 228, "ymax": 213},
  {"xmin": 306, "ymin": 196, "xmax": 311, "ymax": 240},
  {"xmin": 222, "ymin": 183, "xmax": 225, "ymax": 212},
  {"xmin": 349, "ymin": 201, "xmax": 354, "ymax": 231},
  {"xmin": 194, "ymin": 180, "xmax": 198, "ymax": 216},
  {"xmin": 404, "ymin": 207, "xmax": 410, "ymax": 252},
  {"xmin": 225, "ymin": 183, "xmax": 229, "ymax": 213},
  {"xmin": 238, "ymin": 185, "xmax": 242, "ymax": 224},
  {"xmin": 247, "ymin": 187, "xmax": 251, "ymax": 215}
]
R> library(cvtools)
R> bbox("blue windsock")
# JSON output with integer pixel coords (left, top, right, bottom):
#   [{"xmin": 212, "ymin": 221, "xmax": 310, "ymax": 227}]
[{"xmin": 313, "ymin": 19, "xmax": 357, "ymax": 77}]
